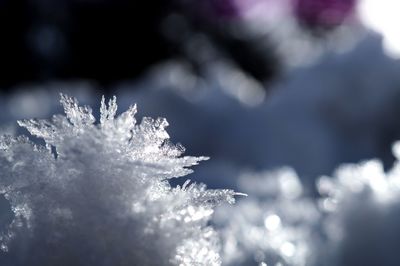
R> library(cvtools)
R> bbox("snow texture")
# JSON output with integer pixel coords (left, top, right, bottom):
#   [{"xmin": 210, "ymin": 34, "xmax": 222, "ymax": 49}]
[
  {"xmin": 213, "ymin": 141, "xmax": 400, "ymax": 266},
  {"xmin": 213, "ymin": 168, "xmax": 321, "ymax": 266},
  {"xmin": 316, "ymin": 141, "xmax": 400, "ymax": 266},
  {"xmin": 0, "ymin": 94, "xmax": 237, "ymax": 266}
]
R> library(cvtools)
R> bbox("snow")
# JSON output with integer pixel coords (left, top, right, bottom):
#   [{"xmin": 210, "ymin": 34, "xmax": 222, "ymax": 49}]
[
  {"xmin": 0, "ymin": 29, "xmax": 400, "ymax": 266},
  {"xmin": 212, "ymin": 140, "xmax": 400, "ymax": 266},
  {"xmin": 213, "ymin": 168, "xmax": 320, "ymax": 266},
  {"xmin": 315, "ymin": 141, "xmax": 400, "ymax": 266},
  {"xmin": 359, "ymin": 0, "xmax": 400, "ymax": 58},
  {"xmin": 0, "ymin": 94, "xmax": 237, "ymax": 266},
  {"xmin": 112, "ymin": 34, "xmax": 400, "ymax": 193}
]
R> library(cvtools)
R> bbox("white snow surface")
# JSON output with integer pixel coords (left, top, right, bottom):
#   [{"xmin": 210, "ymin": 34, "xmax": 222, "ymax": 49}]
[
  {"xmin": 213, "ymin": 144, "xmax": 400, "ymax": 266},
  {"xmin": 213, "ymin": 168, "xmax": 321, "ymax": 266},
  {"xmin": 315, "ymin": 141, "xmax": 400, "ymax": 266}
]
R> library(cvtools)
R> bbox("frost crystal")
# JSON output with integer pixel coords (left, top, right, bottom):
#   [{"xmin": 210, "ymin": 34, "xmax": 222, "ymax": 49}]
[
  {"xmin": 0, "ymin": 94, "xmax": 237, "ymax": 266},
  {"xmin": 213, "ymin": 168, "xmax": 320, "ymax": 266}
]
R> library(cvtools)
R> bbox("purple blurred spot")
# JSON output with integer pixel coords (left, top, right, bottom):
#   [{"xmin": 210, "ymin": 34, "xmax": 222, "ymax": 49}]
[
  {"xmin": 294, "ymin": 0, "xmax": 357, "ymax": 27},
  {"xmin": 210, "ymin": 0, "xmax": 240, "ymax": 18},
  {"xmin": 198, "ymin": 0, "xmax": 241, "ymax": 20}
]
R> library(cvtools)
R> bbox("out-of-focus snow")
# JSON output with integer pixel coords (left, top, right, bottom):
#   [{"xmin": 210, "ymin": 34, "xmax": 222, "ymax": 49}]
[
  {"xmin": 212, "ymin": 141, "xmax": 400, "ymax": 265},
  {"xmin": 314, "ymin": 141, "xmax": 400, "ymax": 266},
  {"xmin": 213, "ymin": 168, "xmax": 321, "ymax": 266},
  {"xmin": 359, "ymin": 0, "xmax": 400, "ymax": 58},
  {"xmin": 0, "ymin": 81, "xmax": 98, "ymax": 124},
  {"xmin": 240, "ymin": 0, "xmax": 363, "ymax": 68},
  {"xmin": 114, "ymin": 34, "xmax": 400, "ymax": 192}
]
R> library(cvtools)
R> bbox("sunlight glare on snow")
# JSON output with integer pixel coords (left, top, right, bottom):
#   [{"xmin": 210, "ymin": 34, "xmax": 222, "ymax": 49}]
[
  {"xmin": 280, "ymin": 242, "xmax": 296, "ymax": 257},
  {"xmin": 359, "ymin": 0, "xmax": 400, "ymax": 58},
  {"xmin": 264, "ymin": 214, "xmax": 281, "ymax": 231}
]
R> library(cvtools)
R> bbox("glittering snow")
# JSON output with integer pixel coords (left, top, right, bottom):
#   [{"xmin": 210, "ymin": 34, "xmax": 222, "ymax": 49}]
[{"xmin": 0, "ymin": 94, "xmax": 238, "ymax": 266}]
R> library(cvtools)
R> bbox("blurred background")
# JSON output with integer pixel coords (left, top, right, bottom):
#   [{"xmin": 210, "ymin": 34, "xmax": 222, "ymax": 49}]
[{"xmin": 0, "ymin": 0, "xmax": 400, "ymax": 193}]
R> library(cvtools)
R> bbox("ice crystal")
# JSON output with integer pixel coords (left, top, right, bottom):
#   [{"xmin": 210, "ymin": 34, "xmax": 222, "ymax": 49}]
[
  {"xmin": 316, "ymin": 141, "xmax": 400, "ymax": 266},
  {"xmin": 213, "ymin": 168, "xmax": 320, "ymax": 266},
  {"xmin": 0, "ymin": 94, "xmax": 237, "ymax": 266}
]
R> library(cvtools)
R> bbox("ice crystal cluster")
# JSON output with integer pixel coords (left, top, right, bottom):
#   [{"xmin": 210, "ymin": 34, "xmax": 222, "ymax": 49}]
[
  {"xmin": 316, "ymin": 142, "xmax": 400, "ymax": 266},
  {"xmin": 0, "ymin": 94, "xmax": 237, "ymax": 266},
  {"xmin": 213, "ymin": 168, "xmax": 320, "ymax": 266}
]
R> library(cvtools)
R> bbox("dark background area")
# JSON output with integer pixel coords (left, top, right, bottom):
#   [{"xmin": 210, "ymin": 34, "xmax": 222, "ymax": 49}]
[
  {"xmin": 0, "ymin": 0, "xmax": 282, "ymax": 93},
  {"xmin": 0, "ymin": 0, "xmax": 172, "ymax": 90}
]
